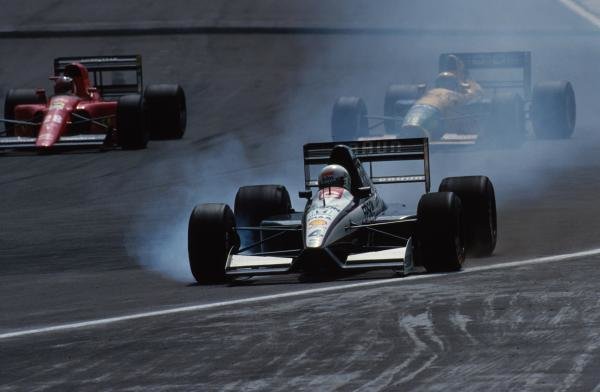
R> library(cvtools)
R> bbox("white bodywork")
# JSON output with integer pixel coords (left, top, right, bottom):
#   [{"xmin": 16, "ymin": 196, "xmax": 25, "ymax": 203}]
[
  {"xmin": 346, "ymin": 247, "xmax": 406, "ymax": 262},
  {"xmin": 227, "ymin": 246, "xmax": 411, "ymax": 272},
  {"xmin": 228, "ymin": 255, "xmax": 293, "ymax": 268},
  {"xmin": 305, "ymin": 187, "xmax": 353, "ymax": 248}
]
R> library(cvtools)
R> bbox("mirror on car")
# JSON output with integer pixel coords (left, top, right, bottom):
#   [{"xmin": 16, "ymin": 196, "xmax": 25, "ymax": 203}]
[
  {"xmin": 356, "ymin": 186, "xmax": 372, "ymax": 198},
  {"xmin": 298, "ymin": 190, "xmax": 312, "ymax": 199}
]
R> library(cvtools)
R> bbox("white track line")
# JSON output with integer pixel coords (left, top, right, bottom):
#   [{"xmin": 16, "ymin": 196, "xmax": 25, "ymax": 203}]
[
  {"xmin": 2, "ymin": 247, "xmax": 600, "ymax": 340},
  {"xmin": 558, "ymin": 0, "xmax": 600, "ymax": 29}
]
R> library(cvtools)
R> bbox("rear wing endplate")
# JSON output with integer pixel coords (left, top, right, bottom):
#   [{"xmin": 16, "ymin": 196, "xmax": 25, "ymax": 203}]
[
  {"xmin": 54, "ymin": 55, "xmax": 143, "ymax": 97},
  {"xmin": 439, "ymin": 51, "xmax": 531, "ymax": 99},
  {"xmin": 303, "ymin": 137, "xmax": 430, "ymax": 193}
]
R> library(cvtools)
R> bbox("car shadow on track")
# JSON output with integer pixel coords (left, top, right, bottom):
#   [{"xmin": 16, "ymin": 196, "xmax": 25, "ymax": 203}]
[{"xmin": 186, "ymin": 270, "xmax": 431, "ymax": 288}]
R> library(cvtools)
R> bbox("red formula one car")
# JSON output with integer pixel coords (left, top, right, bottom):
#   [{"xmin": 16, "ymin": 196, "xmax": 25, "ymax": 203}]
[{"xmin": 0, "ymin": 55, "xmax": 186, "ymax": 151}]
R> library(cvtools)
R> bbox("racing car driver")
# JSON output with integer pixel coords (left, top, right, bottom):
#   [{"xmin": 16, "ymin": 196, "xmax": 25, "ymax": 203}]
[{"xmin": 318, "ymin": 164, "xmax": 351, "ymax": 192}]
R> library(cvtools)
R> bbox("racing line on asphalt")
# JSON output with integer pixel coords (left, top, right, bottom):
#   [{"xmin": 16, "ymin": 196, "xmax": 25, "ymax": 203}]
[{"xmin": 2, "ymin": 246, "xmax": 600, "ymax": 341}]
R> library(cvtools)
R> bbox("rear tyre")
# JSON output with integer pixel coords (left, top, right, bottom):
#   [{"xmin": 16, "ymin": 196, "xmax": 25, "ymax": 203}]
[
  {"xmin": 234, "ymin": 185, "xmax": 292, "ymax": 249},
  {"xmin": 439, "ymin": 176, "xmax": 497, "ymax": 257},
  {"xmin": 416, "ymin": 192, "xmax": 465, "ymax": 272},
  {"xmin": 4, "ymin": 89, "xmax": 46, "ymax": 135},
  {"xmin": 331, "ymin": 96, "xmax": 368, "ymax": 141},
  {"xmin": 117, "ymin": 94, "xmax": 148, "ymax": 150},
  {"xmin": 531, "ymin": 81, "xmax": 576, "ymax": 139},
  {"xmin": 144, "ymin": 84, "xmax": 187, "ymax": 140},
  {"xmin": 384, "ymin": 84, "xmax": 425, "ymax": 133},
  {"xmin": 188, "ymin": 203, "xmax": 238, "ymax": 284},
  {"xmin": 487, "ymin": 92, "xmax": 525, "ymax": 147}
]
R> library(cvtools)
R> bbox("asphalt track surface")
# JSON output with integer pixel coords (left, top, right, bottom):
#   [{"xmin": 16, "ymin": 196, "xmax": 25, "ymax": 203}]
[{"xmin": 2, "ymin": 0, "xmax": 600, "ymax": 390}]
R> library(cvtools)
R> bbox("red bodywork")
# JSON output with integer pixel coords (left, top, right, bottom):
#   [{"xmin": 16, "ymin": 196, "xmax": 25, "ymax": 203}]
[{"xmin": 13, "ymin": 63, "xmax": 117, "ymax": 148}]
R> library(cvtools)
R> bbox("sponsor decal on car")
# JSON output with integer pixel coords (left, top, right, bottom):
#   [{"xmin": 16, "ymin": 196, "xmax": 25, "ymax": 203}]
[
  {"xmin": 315, "ymin": 207, "xmax": 341, "ymax": 215},
  {"xmin": 306, "ymin": 228, "xmax": 327, "ymax": 247},
  {"xmin": 308, "ymin": 229, "xmax": 325, "ymax": 237},
  {"xmin": 319, "ymin": 169, "xmax": 336, "ymax": 184},
  {"xmin": 361, "ymin": 199, "xmax": 377, "ymax": 219},
  {"xmin": 308, "ymin": 218, "xmax": 328, "ymax": 228},
  {"xmin": 50, "ymin": 100, "xmax": 66, "ymax": 110}
]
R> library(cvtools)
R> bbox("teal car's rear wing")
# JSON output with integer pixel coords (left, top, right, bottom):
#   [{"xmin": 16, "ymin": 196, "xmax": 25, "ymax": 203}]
[{"xmin": 303, "ymin": 137, "xmax": 430, "ymax": 193}]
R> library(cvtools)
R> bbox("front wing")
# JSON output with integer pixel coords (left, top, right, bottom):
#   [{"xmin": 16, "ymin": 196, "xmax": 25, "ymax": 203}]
[
  {"xmin": 0, "ymin": 134, "xmax": 109, "ymax": 151},
  {"xmin": 225, "ymin": 240, "xmax": 415, "ymax": 277}
]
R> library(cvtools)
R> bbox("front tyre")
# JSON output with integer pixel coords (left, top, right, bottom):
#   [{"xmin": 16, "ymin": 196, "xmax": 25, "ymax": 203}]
[
  {"xmin": 188, "ymin": 203, "xmax": 238, "ymax": 284},
  {"xmin": 117, "ymin": 94, "xmax": 148, "ymax": 150},
  {"xmin": 4, "ymin": 89, "xmax": 46, "ymax": 135},
  {"xmin": 487, "ymin": 92, "xmax": 525, "ymax": 148},
  {"xmin": 416, "ymin": 192, "xmax": 465, "ymax": 272},
  {"xmin": 144, "ymin": 84, "xmax": 187, "ymax": 140},
  {"xmin": 439, "ymin": 176, "xmax": 497, "ymax": 257},
  {"xmin": 531, "ymin": 81, "xmax": 576, "ymax": 139},
  {"xmin": 234, "ymin": 185, "xmax": 292, "ymax": 250}
]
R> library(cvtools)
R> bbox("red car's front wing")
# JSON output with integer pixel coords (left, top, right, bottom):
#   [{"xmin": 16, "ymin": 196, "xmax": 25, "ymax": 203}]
[{"xmin": 0, "ymin": 134, "xmax": 109, "ymax": 151}]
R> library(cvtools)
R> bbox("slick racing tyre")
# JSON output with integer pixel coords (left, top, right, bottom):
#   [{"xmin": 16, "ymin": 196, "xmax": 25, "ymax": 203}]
[
  {"xmin": 4, "ymin": 89, "xmax": 46, "ymax": 135},
  {"xmin": 144, "ymin": 84, "xmax": 187, "ymax": 140},
  {"xmin": 117, "ymin": 94, "xmax": 148, "ymax": 149},
  {"xmin": 331, "ymin": 96, "xmax": 369, "ymax": 141},
  {"xmin": 383, "ymin": 84, "xmax": 426, "ymax": 133},
  {"xmin": 439, "ymin": 176, "xmax": 497, "ymax": 257},
  {"xmin": 188, "ymin": 203, "xmax": 238, "ymax": 284},
  {"xmin": 234, "ymin": 185, "xmax": 292, "ymax": 251},
  {"xmin": 531, "ymin": 81, "xmax": 576, "ymax": 139},
  {"xmin": 487, "ymin": 92, "xmax": 525, "ymax": 148},
  {"xmin": 416, "ymin": 192, "xmax": 465, "ymax": 272}
]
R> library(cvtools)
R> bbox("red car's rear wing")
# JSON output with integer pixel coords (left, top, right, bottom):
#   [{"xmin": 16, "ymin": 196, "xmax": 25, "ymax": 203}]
[
  {"xmin": 439, "ymin": 51, "xmax": 532, "ymax": 99},
  {"xmin": 303, "ymin": 137, "xmax": 430, "ymax": 193},
  {"xmin": 54, "ymin": 55, "xmax": 143, "ymax": 98}
]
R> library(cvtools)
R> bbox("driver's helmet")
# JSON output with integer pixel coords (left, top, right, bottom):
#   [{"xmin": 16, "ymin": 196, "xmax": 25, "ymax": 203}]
[
  {"xmin": 54, "ymin": 75, "xmax": 74, "ymax": 95},
  {"xmin": 442, "ymin": 54, "xmax": 459, "ymax": 72},
  {"xmin": 434, "ymin": 71, "xmax": 460, "ymax": 92},
  {"xmin": 318, "ymin": 164, "xmax": 351, "ymax": 191}
]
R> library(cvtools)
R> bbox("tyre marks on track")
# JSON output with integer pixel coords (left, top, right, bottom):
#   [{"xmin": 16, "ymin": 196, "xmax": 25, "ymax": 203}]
[{"xmin": 3, "ymin": 246, "xmax": 600, "ymax": 340}]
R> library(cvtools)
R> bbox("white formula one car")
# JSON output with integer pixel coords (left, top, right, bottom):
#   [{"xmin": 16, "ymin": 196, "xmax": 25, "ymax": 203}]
[{"xmin": 188, "ymin": 138, "xmax": 497, "ymax": 283}]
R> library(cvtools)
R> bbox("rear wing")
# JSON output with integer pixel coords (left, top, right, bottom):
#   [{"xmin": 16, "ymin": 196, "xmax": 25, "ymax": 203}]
[
  {"xmin": 439, "ymin": 51, "xmax": 531, "ymax": 99},
  {"xmin": 303, "ymin": 137, "xmax": 430, "ymax": 193},
  {"xmin": 54, "ymin": 55, "xmax": 143, "ymax": 98}
]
